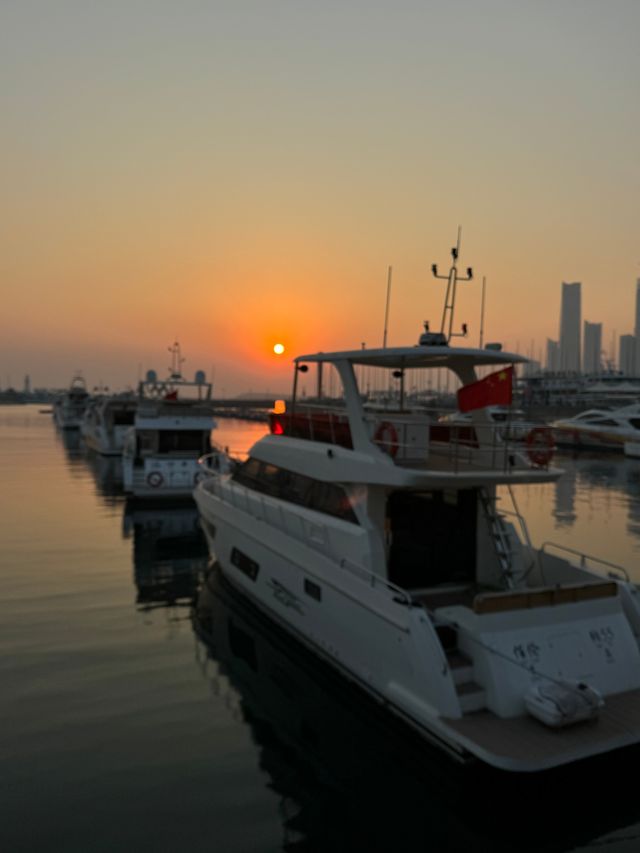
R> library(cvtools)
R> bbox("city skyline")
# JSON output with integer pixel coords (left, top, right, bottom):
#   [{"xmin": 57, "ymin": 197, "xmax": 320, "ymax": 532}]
[{"xmin": 2, "ymin": 2, "xmax": 640, "ymax": 394}]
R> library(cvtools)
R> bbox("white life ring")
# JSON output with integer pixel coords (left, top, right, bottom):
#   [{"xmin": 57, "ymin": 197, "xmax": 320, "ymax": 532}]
[
  {"xmin": 374, "ymin": 421, "xmax": 399, "ymax": 458},
  {"xmin": 146, "ymin": 470, "xmax": 164, "ymax": 488},
  {"xmin": 526, "ymin": 427, "xmax": 555, "ymax": 466}
]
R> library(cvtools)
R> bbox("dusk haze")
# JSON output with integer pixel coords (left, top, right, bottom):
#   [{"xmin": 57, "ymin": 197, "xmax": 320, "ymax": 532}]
[{"xmin": 2, "ymin": 0, "xmax": 639, "ymax": 393}]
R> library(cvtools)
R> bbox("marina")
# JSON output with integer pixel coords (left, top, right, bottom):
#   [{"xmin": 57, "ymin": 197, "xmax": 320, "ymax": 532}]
[
  {"xmin": 3, "ymin": 404, "xmax": 640, "ymax": 850},
  {"xmin": 4, "ymin": 1, "xmax": 640, "ymax": 847}
]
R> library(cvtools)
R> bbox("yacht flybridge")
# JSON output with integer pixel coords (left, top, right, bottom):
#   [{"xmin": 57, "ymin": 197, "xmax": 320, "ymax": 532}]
[{"xmin": 194, "ymin": 245, "xmax": 640, "ymax": 772}]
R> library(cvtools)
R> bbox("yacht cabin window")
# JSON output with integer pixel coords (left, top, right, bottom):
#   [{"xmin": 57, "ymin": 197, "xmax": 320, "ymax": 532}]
[
  {"xmin": 232, "ymin": 458, "xmax": 359, "ymax": 524},
  {"xmin": 138, "ymin": 431, "xmax": 156, "ymax": 455}
]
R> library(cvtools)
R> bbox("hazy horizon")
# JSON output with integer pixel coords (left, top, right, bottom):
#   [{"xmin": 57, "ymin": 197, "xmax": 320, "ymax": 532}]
[{"xmin": 3, "ymin": 1, "xmax": 639, "ymax": 395}]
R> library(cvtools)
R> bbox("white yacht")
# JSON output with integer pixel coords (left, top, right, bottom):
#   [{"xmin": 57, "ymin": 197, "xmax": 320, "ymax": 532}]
[
  {"xmin": 194, "ymin": 246, "xmax": 640, "ymax": 773},
  {"xmin": 551, "ymin": 403, "xmax": 640, "ymax": 452},
  {"xmin": 123, "ymin": 343, "xmax": 216, "ymax": 499},
  {"xmin": 53, "ymin": 373, "xmax": 90, "ymax": 429},
  {"xmin": 81, "ymin": 394, "xmax": 138, "ymax": 456},
  {"xmin": 438, "ymin": 406, "xmax": 543, "ymax": 442}
]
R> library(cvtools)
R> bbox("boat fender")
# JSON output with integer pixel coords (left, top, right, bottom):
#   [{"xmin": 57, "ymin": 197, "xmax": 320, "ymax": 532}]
[
  {"xmin": 525, "ymin": 681, "xmax": 604, "ymax": 728},
  {"xmin": 374, "ymin": 421, "xmax": 399, "ymax": 458},
  {"xmin": 525, "ymin": 426, "xmax": 554, "ymax": 466},
  {"xmin": 146, "ymin": 471, "xmax": 164, "ymax": 488}
]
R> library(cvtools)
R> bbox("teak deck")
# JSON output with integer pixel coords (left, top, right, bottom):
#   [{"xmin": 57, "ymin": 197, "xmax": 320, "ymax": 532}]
[{"xmin": 442, "ymin": 688, "xmax": 640, "ymax": 771}]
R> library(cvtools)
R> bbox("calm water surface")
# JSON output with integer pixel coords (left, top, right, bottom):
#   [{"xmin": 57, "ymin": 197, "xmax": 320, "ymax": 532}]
[{"xmin": 2, "ymin": 405, "xmax": 640, "ymax": 852}]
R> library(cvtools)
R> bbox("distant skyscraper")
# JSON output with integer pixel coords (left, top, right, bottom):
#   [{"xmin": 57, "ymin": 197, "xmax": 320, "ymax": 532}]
[
  {"xmin": 559, "ymin": 282, "xmax": 581, "ymax": 372},
  {"xmin": 546, "ymin": 339, "xmax": 559, "ymax": 372},
  {"xmin": 619, "ymin": 335, "xmax": 636, "ymax": 375},
  {"xmin": 583, "ymin": 321, "xmax": 602, "ymax": 374}
]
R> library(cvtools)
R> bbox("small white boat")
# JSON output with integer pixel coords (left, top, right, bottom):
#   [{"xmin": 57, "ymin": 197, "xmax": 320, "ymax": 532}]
[
  {"xmin": 53, "ymin": 374, "xmax": 90, "ymax": 429},
  {"xmin": 194, "ymin": 243, "xmax": 640, "ymax": 773},
  {"xmin": 81, "ymin": 394, "xmax": 137, "ymax": 456},
  {"xmin": 123, "ymin": 343, "xmax": 216, "ymax": 499},
  {"xmin": 551, "ymin": 403, "xmax": 640, "ymax": 452}
]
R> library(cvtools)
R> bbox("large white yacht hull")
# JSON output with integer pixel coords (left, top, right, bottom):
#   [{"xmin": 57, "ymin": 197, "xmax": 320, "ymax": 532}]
[
  {"xmin": 553, "ymin": 426, "xmax": 630, "ymax": 451},
  {"xmin": 194, "ymin": 475, "xmax": 640, "ymax": 772},
  {"xmin": 194, "ymin": 481, "xmax": 469, "ymax": 759}
]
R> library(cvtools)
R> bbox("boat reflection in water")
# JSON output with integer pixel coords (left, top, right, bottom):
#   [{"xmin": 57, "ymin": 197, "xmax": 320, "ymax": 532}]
[
  {"xmin": 84, "ymin": 451, "xmax": 125, "ymax": 505},
  {"xmin": 123, "ymin": 499, "xmax": 208, "ymax": 614},
  {"xmin": 193, "ymin": 566, "xmax": 640, "ymax": 853}
]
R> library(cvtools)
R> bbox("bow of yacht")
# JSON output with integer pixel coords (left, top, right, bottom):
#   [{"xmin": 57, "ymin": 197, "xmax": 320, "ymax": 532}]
[{"xmin": 551, "ymin": 402, "xmax": 640, "ymax": 451}]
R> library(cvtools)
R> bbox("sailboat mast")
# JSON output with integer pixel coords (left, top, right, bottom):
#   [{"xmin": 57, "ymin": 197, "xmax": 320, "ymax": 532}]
[{"xmin": 383, "ymin": 266, "xmax": 392, "ymax": 348}]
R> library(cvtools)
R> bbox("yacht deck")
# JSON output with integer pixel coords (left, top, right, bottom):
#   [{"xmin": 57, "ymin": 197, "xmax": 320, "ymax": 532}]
[{"xmin": 442, "ymin": 688, "xmax": 640, "ymax": 771}]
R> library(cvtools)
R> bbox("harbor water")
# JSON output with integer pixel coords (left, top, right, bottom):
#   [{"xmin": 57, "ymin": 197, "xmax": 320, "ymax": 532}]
[{"xmin": 2, "ymin": 405, "xmax": 640, "ymax": 852}]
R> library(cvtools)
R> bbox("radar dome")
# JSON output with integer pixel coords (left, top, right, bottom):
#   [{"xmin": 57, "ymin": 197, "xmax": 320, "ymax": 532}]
[
  {"xmin": 146, "ymin": 369, "xmax": 157, "ymax": 383},
  {"xmin": 195, "ymin": 370, "xmax": 206, "ymax": 384}
]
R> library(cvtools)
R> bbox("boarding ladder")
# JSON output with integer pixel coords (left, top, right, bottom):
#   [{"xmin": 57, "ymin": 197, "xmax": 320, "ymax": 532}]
[
  {"xmin": 479, "ymin": 487, "xmax": 518, "ymax": 588},
  {"xmin": 479, "ymin": 486, "xmax": 539, "ymax": 589}
]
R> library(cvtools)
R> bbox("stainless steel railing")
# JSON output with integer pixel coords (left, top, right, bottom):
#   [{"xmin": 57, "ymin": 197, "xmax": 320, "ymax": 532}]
[
  {"xmin": 540, "ymin": 541, "xmax": 629, "ymax": 582},
  {"xmin": 271, "ymin": 405, "xmax": 554, "ymax": 473},
  {"xmin": 199, "ymin": 469, "xmax": 414, "ymax": 607}
]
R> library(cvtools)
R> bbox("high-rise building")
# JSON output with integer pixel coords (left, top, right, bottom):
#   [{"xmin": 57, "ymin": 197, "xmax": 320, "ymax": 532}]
[
  {"xmin": 583, "ymin": 321, "xmax": 602, "ymax": 374},
  {"xmin": 546, "ymin": 339, "xmax": 559, "ymax": 372},
  {"xmin": 559, "ymin": 282, "xmax": 581, "ymax": 372},
  {"xmin": 619, "ymin": 335, "xmax": 636, "ymax": 375}
]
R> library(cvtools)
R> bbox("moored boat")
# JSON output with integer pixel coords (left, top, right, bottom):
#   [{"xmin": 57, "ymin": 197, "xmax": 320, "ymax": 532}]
[
  {"xmin": 194, "ymin": 245, "xmax": 640, "ymax": 772},
  {"xmin": 123, "ymin": 343, "xmax": 216, "ymax": 499},
  {"xmin": 53, "ymin": 373, "xmax": 90, "ymax": 429},
  {"xmin": 551, "ymin": 403, "xmax": 640, "ymax": 452},
  {"xmin": 81, "ymin": 393, "xmax": 137, "ymax": 456}
]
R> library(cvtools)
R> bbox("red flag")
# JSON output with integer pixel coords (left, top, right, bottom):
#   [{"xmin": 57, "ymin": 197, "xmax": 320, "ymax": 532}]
[{"xmin": 457, "ymin": 366, "xmax": 513, "ymax": 413}]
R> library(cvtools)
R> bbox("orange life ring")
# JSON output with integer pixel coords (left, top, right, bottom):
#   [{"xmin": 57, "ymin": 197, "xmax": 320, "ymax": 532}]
[
  {"xmin": 374, "ymin": 421, "xmax": 399, "ymax": 458},
  {"xmin": 526, "ymin": 427, "xmax": 554, "ymax": 466},
  {"xmin": 146, "ymin": 471, "xmax": 164, "ymax": 488}
]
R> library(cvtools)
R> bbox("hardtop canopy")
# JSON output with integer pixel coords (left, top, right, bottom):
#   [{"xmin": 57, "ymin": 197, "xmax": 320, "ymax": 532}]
[{"xmin": 294, "ymin": 345, "xmax": 527, "ymax": 371}]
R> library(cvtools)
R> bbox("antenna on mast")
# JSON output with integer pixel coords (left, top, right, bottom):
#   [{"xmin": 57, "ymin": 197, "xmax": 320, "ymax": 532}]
[
  {"xmin": 431, "ymin": 226, "xmax": 473, "ymax": 343},
  {"xmin": 382, "ymin": 266, "xmax": 392, "ymax": 348},
  {"xmin": 479, "ymin": 276, "xmax": 486, "ymax": 349}
]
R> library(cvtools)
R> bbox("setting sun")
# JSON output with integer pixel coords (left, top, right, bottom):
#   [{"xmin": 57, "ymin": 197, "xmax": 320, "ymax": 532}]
[{"xmin": 273, "ymin": 343, "xmax": 285, "ymax": 355}]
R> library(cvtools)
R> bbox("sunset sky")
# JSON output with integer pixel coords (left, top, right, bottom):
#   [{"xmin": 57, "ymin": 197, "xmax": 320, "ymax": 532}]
[{"xmin": 2, "ymin": 0, "xmax": 639, "ymax": 395}]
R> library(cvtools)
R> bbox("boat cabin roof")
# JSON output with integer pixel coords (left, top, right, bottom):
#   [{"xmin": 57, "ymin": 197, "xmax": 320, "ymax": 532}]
[{"xmin": 294, "ymin": 345, "xmax": 527, "ymax": 370}]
